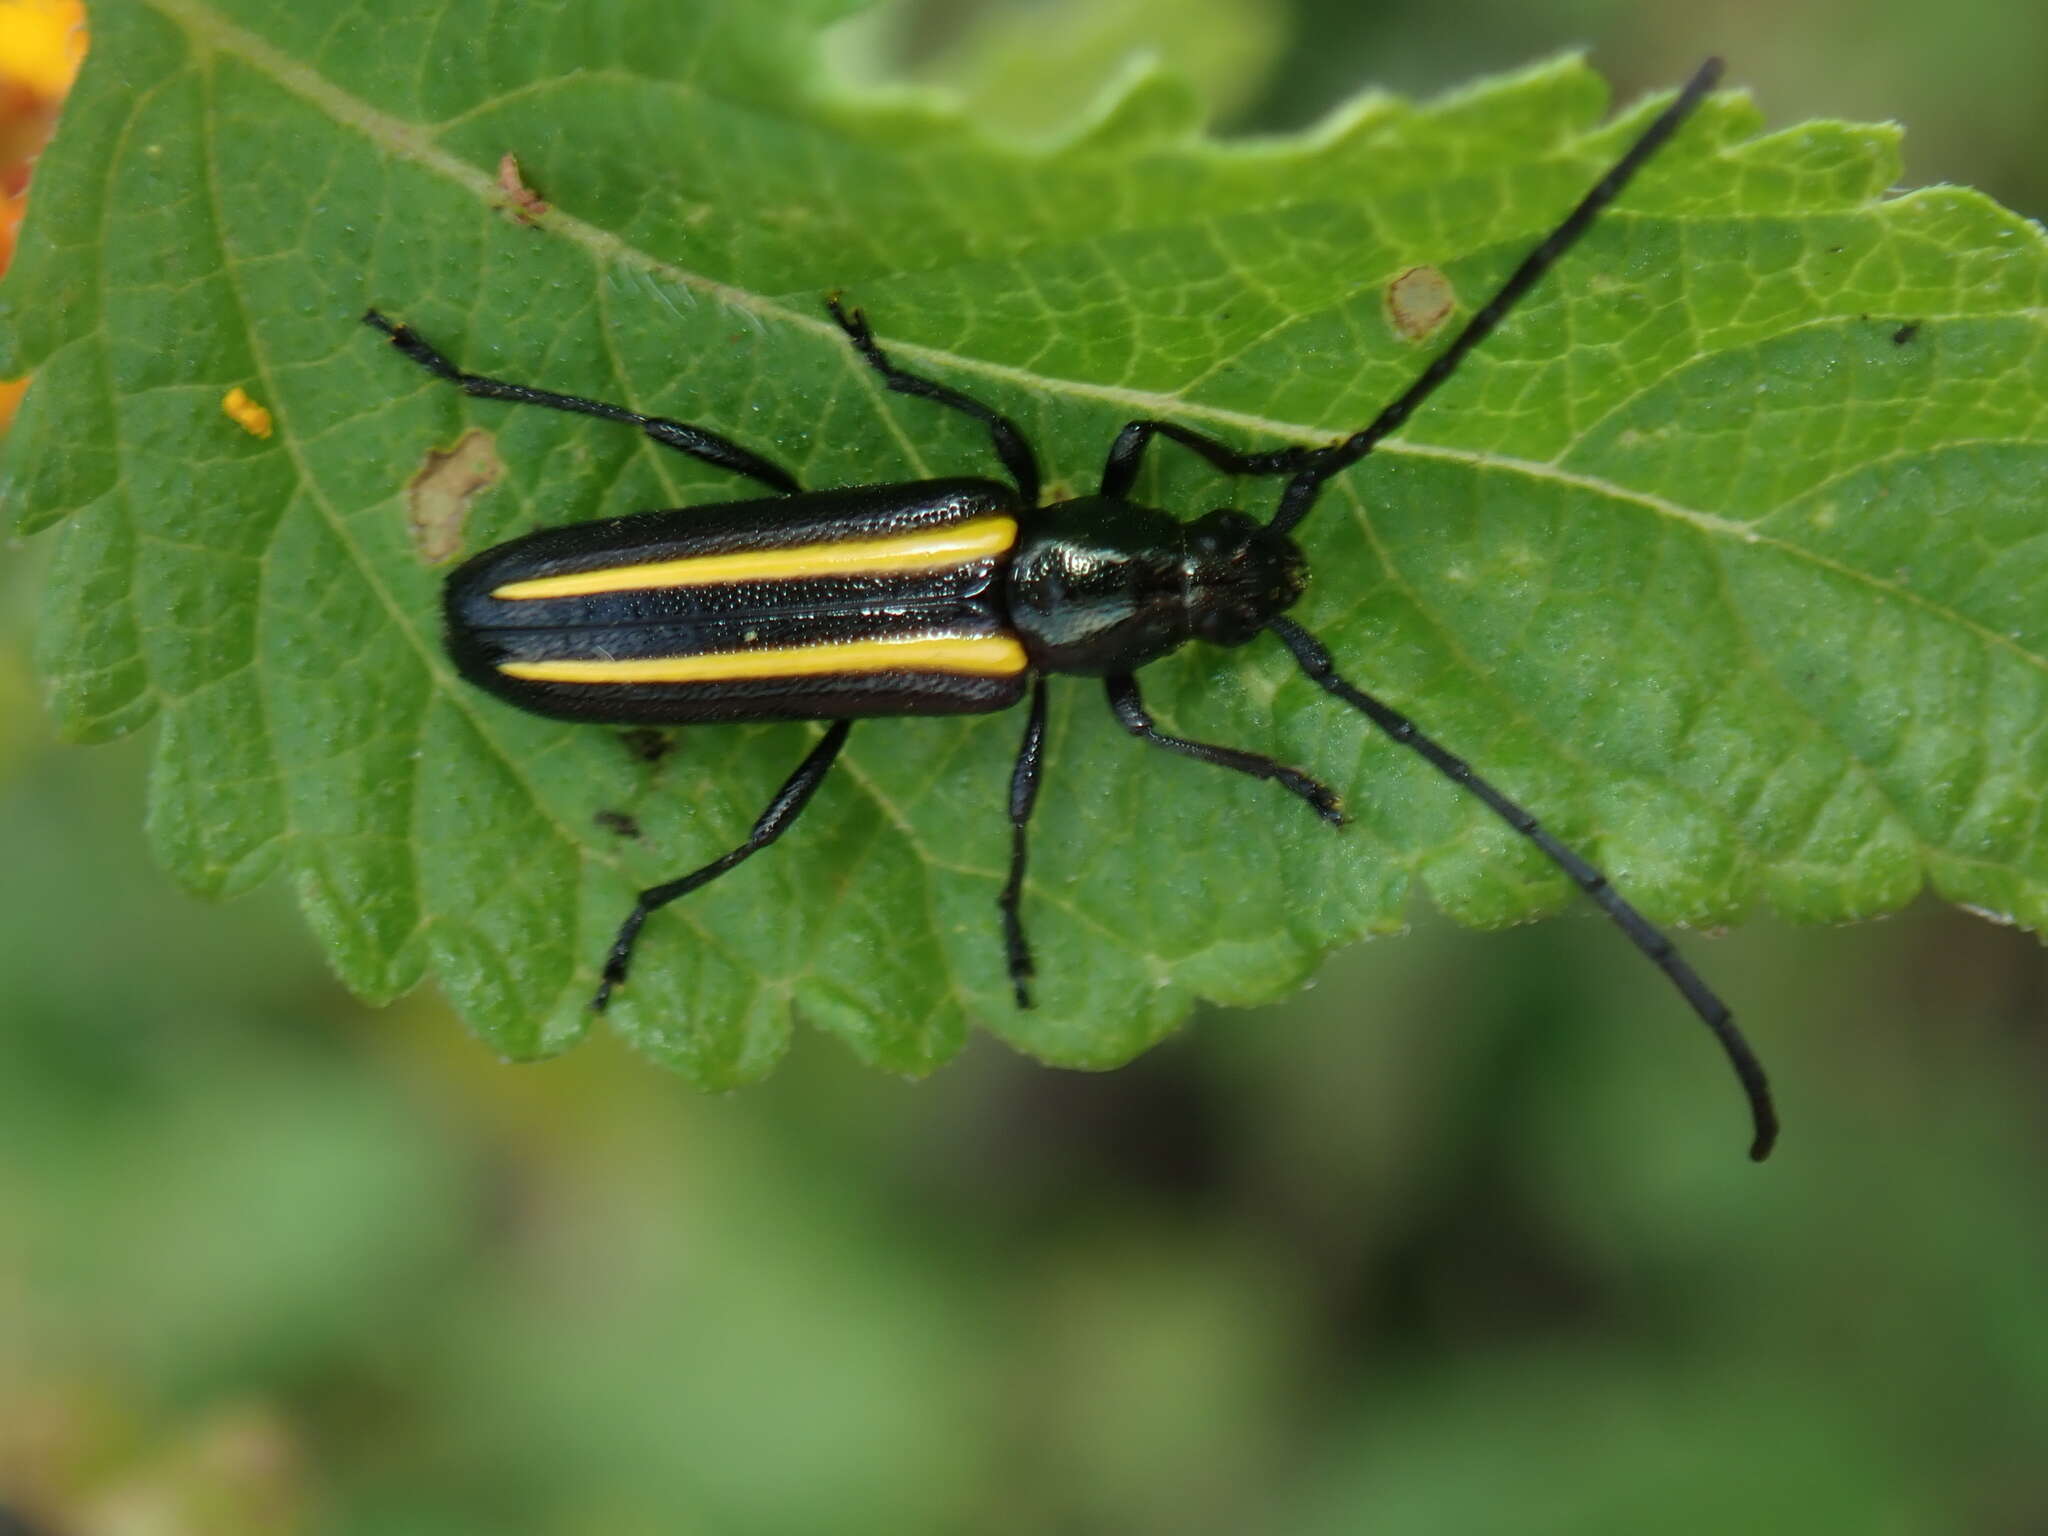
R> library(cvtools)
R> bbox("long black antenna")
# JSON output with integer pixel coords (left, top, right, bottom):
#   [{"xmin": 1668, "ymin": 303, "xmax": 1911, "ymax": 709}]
[
  {"xmin": 1269, "ymin": 57, "xmax": 1724, "ymax": 535},
  {"xmin": 1268, "ymin": 616, "xmax": 1777, "ymax": 1162}
]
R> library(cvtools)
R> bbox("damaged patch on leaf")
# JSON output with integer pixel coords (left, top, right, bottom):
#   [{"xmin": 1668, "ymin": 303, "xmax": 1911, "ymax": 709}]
[
  {"xmin": 496, "ymin": 152, "xmax": 549, "ymax": 227},
  {"xmin": 1385, "ymin": 265, "xmax": 1456, "ymax": 341},
  {"xmin": 405, "ymin": 428, "xmax": 501, "ymax": 565}
]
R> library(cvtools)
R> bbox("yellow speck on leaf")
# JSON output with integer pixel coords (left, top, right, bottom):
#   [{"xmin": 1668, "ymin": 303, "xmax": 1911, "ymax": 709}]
[{"xmin": 222, "ymin": 386, "xmax": 274, "ymax": 439}]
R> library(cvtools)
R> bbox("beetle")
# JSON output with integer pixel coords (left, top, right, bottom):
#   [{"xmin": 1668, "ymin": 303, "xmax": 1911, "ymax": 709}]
[{"xmin": 365, "ymin": 58, "xmax": 1777, "ymax": 1160}]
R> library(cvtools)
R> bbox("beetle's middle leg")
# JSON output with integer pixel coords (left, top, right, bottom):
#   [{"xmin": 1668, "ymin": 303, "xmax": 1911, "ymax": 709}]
[{"xmin": 999, "ymin": 676, "xmax": 1050, "ymax": 1008}]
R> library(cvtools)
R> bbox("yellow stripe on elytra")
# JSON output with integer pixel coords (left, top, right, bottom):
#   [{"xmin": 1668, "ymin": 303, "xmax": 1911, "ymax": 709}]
[
  {"xmin": 497, "ymin": 632, "xmax": 1029, "ymax": 685},
  {"xmin": 490, "ymin": 516, "xmax": 1018, "ymax": 601}
]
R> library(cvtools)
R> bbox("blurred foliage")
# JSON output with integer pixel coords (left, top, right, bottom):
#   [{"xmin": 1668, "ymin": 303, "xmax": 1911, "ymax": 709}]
[
  {"xmin": 831, "ymin": 0, "xmax": 1290, "ymax": 137},
  {"xmin": 2, "ymin": 1, "xmax": 2044, "ymax": 1533}
]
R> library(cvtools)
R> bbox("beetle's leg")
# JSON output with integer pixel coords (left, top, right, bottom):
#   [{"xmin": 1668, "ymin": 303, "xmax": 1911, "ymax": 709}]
[
  {"xmin": 363, "ymin": 311, "xmax": 799, "ymax": 496},
  {"xmin": 1000, "ymin": 676, "xmax": 1050, "ymax": 1008},
  {"xmin": 825, "ymin": 297, "xmax": 1042, "ymax": 506},
  {"xmin": 1264, "ymin": 614, "xmax": 1778, "ymax": 1162},
  {"xmin": 592, "ymin": 720, "xmax": 853, "ymax": 1012},
  {"xmin": 1105, "ymin": 674, "xmax": 1343, "ymax": 825},
  {"xmin": 1099, "ymin": 421, "xmax": 1326, "ymax": 500}
]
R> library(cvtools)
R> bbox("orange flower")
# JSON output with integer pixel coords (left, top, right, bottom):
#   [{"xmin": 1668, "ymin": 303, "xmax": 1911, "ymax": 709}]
[
  {"xmin": 0, "ymin": 0, "xmax": 85, "ymax": 101},
  {"xmin": 0, "ymin": 0, "xmax": 87, "ymax": 429}
]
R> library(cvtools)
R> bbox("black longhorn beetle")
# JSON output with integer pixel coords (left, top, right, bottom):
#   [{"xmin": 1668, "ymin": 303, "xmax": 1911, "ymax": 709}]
[{"xmin": 366, "ymin": 57, "xmax": 1777, "ymax": 1160}]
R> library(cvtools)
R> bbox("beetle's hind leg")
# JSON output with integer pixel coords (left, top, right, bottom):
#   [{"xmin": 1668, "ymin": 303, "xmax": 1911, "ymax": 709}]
[
  {"xmin": 362, "ymin": 310, "xmax": 800, "ymax": 496},
  {"xmin": 1099, "ymin": 421, "xmax": 1327, "ymax": 501},
  {"xmin": 592, "ymin": 721, "xmax": 853, "ymax": 1012},
  {"xmin": 825, "ymin": 297, "xmax": 1043, "ymax": 506}
]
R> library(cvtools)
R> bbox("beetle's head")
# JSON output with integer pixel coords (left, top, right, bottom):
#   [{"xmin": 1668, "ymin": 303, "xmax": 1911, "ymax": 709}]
[{"xmin": 1183, "ymin": 509, "xmax": 1308, "ymax": 648}]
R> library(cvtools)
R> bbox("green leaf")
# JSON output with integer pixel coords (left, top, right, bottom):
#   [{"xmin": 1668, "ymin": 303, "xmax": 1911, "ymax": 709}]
[{"xmin": 6, "ymin": 0, "xmax": 2046, "ymax": 1086}]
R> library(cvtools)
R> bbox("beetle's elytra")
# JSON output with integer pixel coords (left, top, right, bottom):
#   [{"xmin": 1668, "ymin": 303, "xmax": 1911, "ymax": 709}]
[{"xmin": 367, "ymin": 58, "xmax": 1778, "ymax": 1160}]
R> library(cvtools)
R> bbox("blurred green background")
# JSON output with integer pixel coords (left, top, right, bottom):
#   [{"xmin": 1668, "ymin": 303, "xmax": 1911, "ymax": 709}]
[{"xmin": 3, "ymin": 1, "xmax": 2044, "ymax": 1531}]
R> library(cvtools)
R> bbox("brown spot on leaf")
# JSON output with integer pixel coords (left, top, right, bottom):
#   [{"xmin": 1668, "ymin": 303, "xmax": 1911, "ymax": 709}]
[
  {"xmin": 594, "ymin": 809, "xmax": 644, "ymax": 840},
  {"xmin": 497, "ymin": 152, "xmax": 549, "ymax": 226},
  {"xmin": 1385, "ymin": 265, "xmax": 1457, "ymax": 342},
  {"xmin": 406, "ymin": 428, "xmax": 500, "ymax": 564},
  {"xmin": 617, "ymin": 728, "xmax": 674, "ymax": 764}
]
